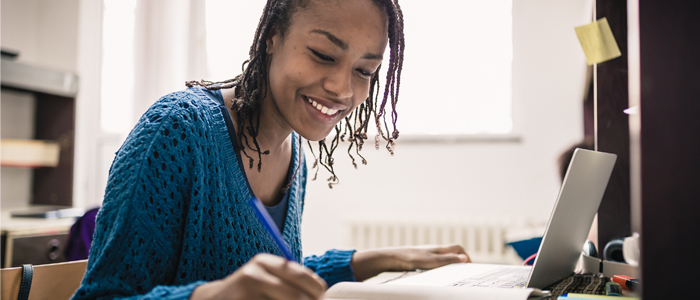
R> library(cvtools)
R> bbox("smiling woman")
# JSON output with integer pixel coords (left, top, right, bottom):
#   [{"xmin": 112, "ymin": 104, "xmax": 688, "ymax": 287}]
[
  {"xmin": 190, "ymin": 0, "xmax": 404, "ymax": 188},
  {"xmin": 264, "ymin": 4, "xmax": 388, "ymax": 141}
]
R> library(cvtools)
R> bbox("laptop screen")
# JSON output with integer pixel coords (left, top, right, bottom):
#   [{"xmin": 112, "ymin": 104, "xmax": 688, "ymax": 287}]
[{"xmin": 526, "ymin": 149, "xmax": 617, "ymax": 289}]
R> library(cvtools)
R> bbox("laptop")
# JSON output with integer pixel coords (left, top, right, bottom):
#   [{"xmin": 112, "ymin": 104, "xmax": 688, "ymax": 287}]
[{"xmin": 386, "ymin": 149, "xmax": 617, "ymax": 290}]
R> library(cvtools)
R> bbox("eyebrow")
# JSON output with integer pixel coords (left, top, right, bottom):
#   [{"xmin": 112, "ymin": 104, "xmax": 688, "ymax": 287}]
[{"xmin": 309, "ymin": 29, "xmax": 384, "ymax": 60}]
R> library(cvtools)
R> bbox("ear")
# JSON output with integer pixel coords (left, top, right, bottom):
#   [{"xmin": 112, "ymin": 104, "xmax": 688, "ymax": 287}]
[{"xmin": 266, "ymin": 26, "xmax": 279, "ymax": 55}]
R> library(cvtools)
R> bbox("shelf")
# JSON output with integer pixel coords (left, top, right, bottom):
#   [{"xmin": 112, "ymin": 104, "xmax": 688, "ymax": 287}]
[
  {"xmin": 0, "ymin": 59, "xmax": 79, "ymax": 97},
  {"xmin": 1, "ymin": 139, "xmax": 60, "ymax": 168}
]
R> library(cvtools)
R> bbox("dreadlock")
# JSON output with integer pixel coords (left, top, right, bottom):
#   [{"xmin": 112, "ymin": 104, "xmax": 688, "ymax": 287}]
[{"xmin": 186, "ymin": 0, "xmax": 405, "ymax": 189}]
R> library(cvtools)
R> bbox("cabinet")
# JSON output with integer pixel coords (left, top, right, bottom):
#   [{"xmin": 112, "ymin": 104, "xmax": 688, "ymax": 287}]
[
  {"xmin": 1, "ymin": 58, "xmax": 79, "ymax": 267},
  {"xmin": 1, "ymin": 208, "xmax": 74, "ymax": 267}
]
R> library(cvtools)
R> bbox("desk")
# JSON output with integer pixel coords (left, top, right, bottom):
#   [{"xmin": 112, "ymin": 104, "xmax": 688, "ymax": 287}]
[{"xmin": 1, "ymin": 207, "xmax": 77, "ymax": 267}]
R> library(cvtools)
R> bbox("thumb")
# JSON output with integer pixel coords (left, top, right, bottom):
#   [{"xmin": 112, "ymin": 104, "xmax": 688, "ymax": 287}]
[
  {"xmin": 449, "ymin": 253, "xmax": 470, "ymax": 263},
  {"xmin": 457, "ymin": 253, "xmax": 471, "ymax": 263}
]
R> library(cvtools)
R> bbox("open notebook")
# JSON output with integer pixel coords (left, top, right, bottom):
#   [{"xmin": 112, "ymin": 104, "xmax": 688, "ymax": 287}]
[{"xmin": 325, "ymin": 149, "xmax": 617, "ymax": 300}]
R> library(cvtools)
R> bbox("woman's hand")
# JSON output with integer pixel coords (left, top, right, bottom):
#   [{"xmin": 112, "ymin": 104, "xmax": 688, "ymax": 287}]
[
  {"xmin": 350, "ymin": 245, "xmax": 471, "ymax": 282},
  {"xmin": 190, "ymin": 253, "xmax": 327, "ymax": 300}
]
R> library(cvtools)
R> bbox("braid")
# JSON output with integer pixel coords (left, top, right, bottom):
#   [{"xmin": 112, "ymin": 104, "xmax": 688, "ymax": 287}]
[
  {"xmin": 309, "ymin": 0, "xmax": 405, "ymax": 188},
  {"xmin": 187, "ymin": 0, "xmax": 405, "ymax": 189}
]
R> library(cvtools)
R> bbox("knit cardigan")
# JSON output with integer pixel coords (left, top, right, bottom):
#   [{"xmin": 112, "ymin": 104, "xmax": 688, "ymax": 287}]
[{"xmin": 73, "ymin": 87, "xmax": 356, "ymax": 299}]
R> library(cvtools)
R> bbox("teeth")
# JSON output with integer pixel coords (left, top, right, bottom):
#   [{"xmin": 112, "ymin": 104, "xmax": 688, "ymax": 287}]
[{"xmin": 306, "ymin": 96, "xmax": 338, "ymax": 116}]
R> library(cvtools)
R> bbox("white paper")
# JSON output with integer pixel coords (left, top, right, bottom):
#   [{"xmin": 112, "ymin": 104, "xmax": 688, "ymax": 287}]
[{"xmin": 325, "ymin": 282, "xmax": 544, "ymax": 300}]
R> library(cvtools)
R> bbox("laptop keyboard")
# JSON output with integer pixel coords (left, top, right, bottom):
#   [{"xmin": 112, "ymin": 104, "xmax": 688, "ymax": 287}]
[{"xmin": 448, "ymin": 267, "xmax": 529, "ymax": 288}]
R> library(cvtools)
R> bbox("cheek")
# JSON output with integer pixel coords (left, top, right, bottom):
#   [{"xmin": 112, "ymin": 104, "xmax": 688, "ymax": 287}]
[
  {"xmin": 268, "ymin": 71, "xmax": 295, "ymax": 108},
  {"xmin": 351, "ymin": 80, "xmax": 372, "ymax": 108},
  {"xmin": 269, "ymin": 58, "xmax": 313, "ymax": 101}
]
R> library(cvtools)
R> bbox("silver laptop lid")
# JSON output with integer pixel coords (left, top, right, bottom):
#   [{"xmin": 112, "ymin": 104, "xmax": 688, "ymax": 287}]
[{"xmin": 526, "ymin": 149, "xmax": 617, "ymax": 289}]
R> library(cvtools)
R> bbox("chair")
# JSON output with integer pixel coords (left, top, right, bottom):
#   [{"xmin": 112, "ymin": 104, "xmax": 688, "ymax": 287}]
[
  {"xmin": 64, "ymin": 207, "xmax": 100, "ymax": 261},
  {"xmin": 1, "ymin": 260, "xmax": 87, "ymax": 300}
]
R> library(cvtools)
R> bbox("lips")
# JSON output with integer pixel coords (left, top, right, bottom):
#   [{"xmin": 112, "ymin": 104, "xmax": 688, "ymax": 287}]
[{"xmin": 302, "ymin": 95, "xmax": 344, "ymax": 117}]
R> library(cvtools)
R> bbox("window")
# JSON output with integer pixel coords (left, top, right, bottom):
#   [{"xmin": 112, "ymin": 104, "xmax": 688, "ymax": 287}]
[
  {"xmin": 205, "ymin": 0, "xmax": 265, "ymax": 82},
  {"xmin": 100, "ymin": 0, "xmax": 137, "ymax": 133},
  {"xmin": 398, "ymin": 1, "xmax": 513, "ymax": 135}
]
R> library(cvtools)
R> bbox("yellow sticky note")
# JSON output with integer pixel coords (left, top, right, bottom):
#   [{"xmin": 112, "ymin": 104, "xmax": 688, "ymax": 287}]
[{"xmin": 575, "ymin": 17, "xmax": 622, "ymax": 65}]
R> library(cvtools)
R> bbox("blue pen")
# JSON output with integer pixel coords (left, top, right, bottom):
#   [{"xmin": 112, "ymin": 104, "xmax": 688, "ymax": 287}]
[{"xmin": 248, "ymin": 197, "xmax": 295, "ymax": 261}]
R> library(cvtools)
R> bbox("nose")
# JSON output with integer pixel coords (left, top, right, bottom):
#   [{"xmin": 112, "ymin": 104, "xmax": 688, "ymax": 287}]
[{"xmin": 322, "ymin": 68, "xmax": 353, "ymax": 100}]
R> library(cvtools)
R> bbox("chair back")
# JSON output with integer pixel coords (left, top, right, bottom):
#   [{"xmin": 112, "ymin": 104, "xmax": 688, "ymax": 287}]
[{"xmin": 1, "ymin": 260, "xmax": 87, "ymax": 300}]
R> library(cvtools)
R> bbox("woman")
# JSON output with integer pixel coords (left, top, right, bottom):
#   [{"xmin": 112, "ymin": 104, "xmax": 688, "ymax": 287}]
[{"xmin": 74, "ymin": 0, "xmax": 469, "ymax": 299}]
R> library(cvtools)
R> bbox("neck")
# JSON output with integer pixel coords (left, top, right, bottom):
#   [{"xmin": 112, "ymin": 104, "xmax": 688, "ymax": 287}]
[
  {"xmin": 224, "ymin": 88, "xmax": 294, "ymax": 157},
  {"xmin": 256, "ymin": 94, "xmax": 295, "ymax": 154}
]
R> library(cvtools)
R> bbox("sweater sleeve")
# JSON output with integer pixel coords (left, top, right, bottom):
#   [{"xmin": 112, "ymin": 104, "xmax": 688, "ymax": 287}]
[
  {"xmin": 303, "ymin": 249, "xmax": 357, "ymax": 287},
  {"xmin": 73, "ymin": 93, "xmax": 204, "ymax": 299}
]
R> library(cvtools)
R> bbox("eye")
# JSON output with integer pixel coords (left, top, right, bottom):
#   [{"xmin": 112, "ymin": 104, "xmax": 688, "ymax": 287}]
[
  {"xmin": 308, "ymin": 47, "xmax": 334, "ymax": 62},
  {"xmin": 356, "ymin": 68, "xmax": 373, "ymax": 78}
]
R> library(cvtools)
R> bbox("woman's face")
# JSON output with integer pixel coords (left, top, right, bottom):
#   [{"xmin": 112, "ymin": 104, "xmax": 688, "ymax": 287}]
[{"xmin": 265, "ymin": 0, "xmax": 388, "ymax": 141}]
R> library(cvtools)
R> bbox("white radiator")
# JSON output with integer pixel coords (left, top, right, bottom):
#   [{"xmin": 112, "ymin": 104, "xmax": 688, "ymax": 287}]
[{"xmin": 349, "ymin": 220, "xmax": 541, "ymax": 264}]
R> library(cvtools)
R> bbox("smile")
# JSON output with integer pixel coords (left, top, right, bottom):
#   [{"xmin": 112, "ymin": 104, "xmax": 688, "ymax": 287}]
[{"xmin": 304, "ymin": 96, "xmax": 339, "ymax": 116}]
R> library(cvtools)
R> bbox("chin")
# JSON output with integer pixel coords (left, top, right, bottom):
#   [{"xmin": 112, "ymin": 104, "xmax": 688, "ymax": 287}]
[{"xmin": 298, "ymin": 128, "xmax": 335, "ymax": 142}]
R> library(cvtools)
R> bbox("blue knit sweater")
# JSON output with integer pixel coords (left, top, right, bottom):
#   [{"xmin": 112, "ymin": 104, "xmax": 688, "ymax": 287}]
[{"xmin": 73, "ymin": 87, "xmax": 356, "ymax": 299}]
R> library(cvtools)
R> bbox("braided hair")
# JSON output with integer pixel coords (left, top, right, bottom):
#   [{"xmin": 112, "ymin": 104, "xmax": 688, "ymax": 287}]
[{"xmin": 186, "ymin": 0, "xmax": 404, "ymax": 188}]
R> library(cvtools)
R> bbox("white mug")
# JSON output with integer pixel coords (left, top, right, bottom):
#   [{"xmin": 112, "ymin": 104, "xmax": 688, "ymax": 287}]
[{"xmin": 623, "ymin": 232, "xmax": 640, "ymax": 266}]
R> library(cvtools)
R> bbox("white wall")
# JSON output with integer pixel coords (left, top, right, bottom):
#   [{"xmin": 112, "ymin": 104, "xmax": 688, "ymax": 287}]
[
  {"xmin": 0, "ymin": 0, "xmax": 80, "ymax": 72},
  {"xmin": 300, "ymin": 0, "xmax": 593, "ymax": 256}
]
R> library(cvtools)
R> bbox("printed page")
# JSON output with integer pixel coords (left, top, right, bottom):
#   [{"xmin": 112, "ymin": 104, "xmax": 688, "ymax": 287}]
[{"xmin": 325, "ymin": 282, "xmax": 543, "ymax": 300}]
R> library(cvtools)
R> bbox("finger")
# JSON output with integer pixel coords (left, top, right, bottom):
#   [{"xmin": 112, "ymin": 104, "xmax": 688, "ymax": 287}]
[
  {"xmin": 432, "ymin": 253, "xmax": 468, "ymax": 265},
  {"xmin": 414, "ymin": 251, "xmax": 470, "ymax": 270},
  {"xmin": 434, "ymin": 245, "xmax": 472, "ymax": 262},
  {"xmin": 255, "ymin": 254, "xmax": 327, "ymax": 298},
  {"xmin": 239, "ymin": 266, "xmax": 313, "ymax": 300},
  {"xmin": 462, "ymin": 253, "xmax": 472, "ymax": 263},
  {"xmin": 229, "ymin": 256, "xmax": 321, "ymax": 300},
  {"xmin": 433, "ymin": 244, "xmax": 468, "ymax": 255},
  {"xmin": 257, "ymin": 273, "xmax": 315, "ymax": 300}
]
